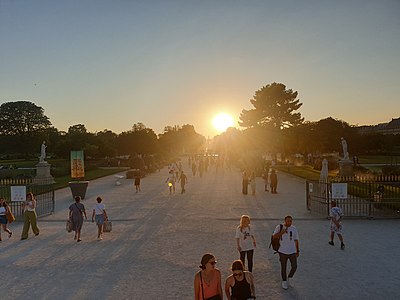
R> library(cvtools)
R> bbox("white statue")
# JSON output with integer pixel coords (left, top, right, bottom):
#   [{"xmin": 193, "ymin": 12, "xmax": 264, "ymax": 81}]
[
  {"xmin": 341, "ymin": 137, "xmax": 349, "ymax": 160},
  {"xmin": 39, "ymin": 141, "xmax": 47, "ymax": 163},
  {"xmin": 319, "ymin": 158, "xmax": 329, "ymax": 195}
]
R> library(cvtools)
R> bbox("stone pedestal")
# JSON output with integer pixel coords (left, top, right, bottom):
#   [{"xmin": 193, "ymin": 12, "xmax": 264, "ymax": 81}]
[
  {"xmin": 33, "ymin": 162, "xmax": 55, "ymax": 184},
  {"xmin": 69, "ymin": 181, "xmax": 89, "ymax": 199},
  {"xmin": 339, "ymin": 159, "xmax": 354, "ymax": 177}
]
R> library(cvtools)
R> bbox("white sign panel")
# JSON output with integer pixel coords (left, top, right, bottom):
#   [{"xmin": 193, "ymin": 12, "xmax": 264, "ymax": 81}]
[
  {"xmin": 11, "ymin": 186, "xmax": 26, "ymax": 202},
  {"xmin": 331, "ymin": 183, "xmax": 347, "ymax": 199}
]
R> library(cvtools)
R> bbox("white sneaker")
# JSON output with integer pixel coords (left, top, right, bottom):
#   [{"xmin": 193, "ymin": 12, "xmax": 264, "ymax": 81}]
[{"xmin": 282, "ymin": 281, "xmax": 288, "ymax": 290}]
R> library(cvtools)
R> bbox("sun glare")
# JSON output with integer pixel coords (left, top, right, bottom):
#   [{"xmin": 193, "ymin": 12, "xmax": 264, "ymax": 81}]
[{"xmin": 212, "ymin": 113, "xmax": 234, "ymax": 133}]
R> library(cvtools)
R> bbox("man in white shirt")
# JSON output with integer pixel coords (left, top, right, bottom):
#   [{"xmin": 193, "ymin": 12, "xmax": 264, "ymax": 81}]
[
  {"xmin": 272, "ymin": 215, "xmax": 300, "ymax": 290},
  {"xmin": 329, "ymin": 200, "xmax": 345, "ymax": 250}
]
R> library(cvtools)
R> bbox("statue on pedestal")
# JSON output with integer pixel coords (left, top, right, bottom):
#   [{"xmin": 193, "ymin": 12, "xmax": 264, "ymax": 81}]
[
  {"xmin": 39, "ymin": 141, "xmax": 47, "ymax": 163},
  {"xmin": 341, "ymin": 137, "xmax": 349, "ymax": 160}
]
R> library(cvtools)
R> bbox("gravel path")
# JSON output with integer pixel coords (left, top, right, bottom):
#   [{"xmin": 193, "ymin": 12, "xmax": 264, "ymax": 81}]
[{"xmin": 1, "ymin": 164, "xmax": 399, "ymax": 299}]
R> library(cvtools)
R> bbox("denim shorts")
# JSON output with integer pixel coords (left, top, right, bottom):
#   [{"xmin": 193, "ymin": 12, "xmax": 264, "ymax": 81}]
[
  {"xmin": 95, "ymin": 214, "xmax": 105, "ymax": 225},
  {"xmin": 0, "ymin": 215, "xmax": 7, "ymax": 224}
]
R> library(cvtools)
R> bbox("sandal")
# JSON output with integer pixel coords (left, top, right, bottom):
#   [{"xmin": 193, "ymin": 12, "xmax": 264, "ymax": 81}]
[{"xmin": 9, "ymin": 231, "xmax": 12, "ymax": 238}]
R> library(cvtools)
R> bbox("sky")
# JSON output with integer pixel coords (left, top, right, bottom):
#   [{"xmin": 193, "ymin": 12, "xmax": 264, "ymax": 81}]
[{"xmin": 1, "ymin": 0, "xmax": 399, "ymax": 138}]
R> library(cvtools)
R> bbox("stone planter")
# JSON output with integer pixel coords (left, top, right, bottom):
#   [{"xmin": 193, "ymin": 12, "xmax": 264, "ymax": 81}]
[{"xmin": 68, "ymin": 181, "xmax": 89, "ymax": 200}]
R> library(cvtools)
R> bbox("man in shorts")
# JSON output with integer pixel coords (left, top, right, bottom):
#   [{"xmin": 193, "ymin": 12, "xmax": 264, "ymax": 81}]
[{"xmin": 329, "ymin": 200, "xmax": 345, "ymax": 250}]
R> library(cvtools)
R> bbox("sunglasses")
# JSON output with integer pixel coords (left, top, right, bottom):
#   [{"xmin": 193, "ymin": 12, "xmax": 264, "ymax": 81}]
[
  {"xmin": 233, "ymin": 271, "xmax": 243, "ymax": 277},
  {"xmin": 208, "ymin": 261, "xmax": 217, "ymax": 265}
]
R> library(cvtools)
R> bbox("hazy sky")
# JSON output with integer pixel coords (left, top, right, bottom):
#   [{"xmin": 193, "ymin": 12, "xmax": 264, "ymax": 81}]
[{"xmin": 1, "ymin": 0, "xmax": 399, "ymax": 137}]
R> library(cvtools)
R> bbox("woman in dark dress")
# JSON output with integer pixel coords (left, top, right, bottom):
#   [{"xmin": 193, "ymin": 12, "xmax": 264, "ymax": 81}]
[{"xmin": 68, "ymin": 196, "xmax": 87, "ymax": 242}]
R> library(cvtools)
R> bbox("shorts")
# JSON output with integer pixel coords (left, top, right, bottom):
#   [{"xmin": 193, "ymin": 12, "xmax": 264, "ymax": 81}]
[
  {"xmin": 330, "ymin": 223, "xmax": 343, "ymax": 234},
  {"xmin": 95, "ymin": 214, "xmax": 105, "ymax": 225},
  {"xmin": 0, "ymin": 215, "xmax": 7, "ymax": 224}
]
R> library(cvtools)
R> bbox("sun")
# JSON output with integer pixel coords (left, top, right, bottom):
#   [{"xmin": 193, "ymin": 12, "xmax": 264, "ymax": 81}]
[{"xmin": 212, "ymin": 113, "xmax": 234, "ymax": 133}]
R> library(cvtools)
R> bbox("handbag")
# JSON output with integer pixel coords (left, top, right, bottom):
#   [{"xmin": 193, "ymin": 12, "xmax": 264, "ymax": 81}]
[
  {"xmin": 66, "ymin": 219, "xmax": 73, "ymax": 232},
  {"xmin": 6, "ymin": 208, "xmax": 15, "ymax": 224},
  {"xmin": 103, "ymin": 220, "xmax": 112, "ymax": 232}
]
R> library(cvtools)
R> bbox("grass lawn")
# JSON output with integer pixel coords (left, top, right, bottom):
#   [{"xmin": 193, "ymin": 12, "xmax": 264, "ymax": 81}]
[
  {"xmin": 358, "ymin": 155, "xmax": 400, "ymax": 164},
  {"xmin": 53, "ymin": 167, "xmax": 129, "ymax": 190},
  {"xmin": 274, "ymin": 164, "xmax": 337, "ymax": 181}
]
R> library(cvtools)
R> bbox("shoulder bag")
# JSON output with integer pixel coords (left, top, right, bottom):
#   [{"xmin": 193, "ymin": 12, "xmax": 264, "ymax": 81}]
[{"xmin": 6, "ymin": 207, "xmax": 15, "ymax": 224}]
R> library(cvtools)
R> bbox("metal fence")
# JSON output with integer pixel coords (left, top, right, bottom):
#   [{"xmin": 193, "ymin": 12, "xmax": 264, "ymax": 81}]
[
  {"xmin": 306, "ymin": 175, "xmax": 400, "ymax": 218},
  {"xmin": 0, "ymin": 178, "xmax": 55, "ymax": 221}
]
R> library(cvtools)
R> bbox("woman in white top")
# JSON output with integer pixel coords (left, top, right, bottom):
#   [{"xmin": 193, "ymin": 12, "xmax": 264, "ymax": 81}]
[
  {"xmin": 0, "ymin": 197, "xmax": 13, "ymax": 241},
  {"xmin": 92, "ymin": 196, "xmax": 108, "ymax": 240},
  {"xmin": 21, "ymin": 192, "xmax": 40, "ymax": 240},
  {"xmin": 236, "ymin": 215, "xmax": 257, "ymax": 272}
]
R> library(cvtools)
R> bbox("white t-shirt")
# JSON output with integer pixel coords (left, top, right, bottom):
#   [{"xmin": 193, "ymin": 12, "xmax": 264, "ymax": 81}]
[
  {"xmin": 273, "ymin": 224, "xmax": 299, "ymax": 255},
  {"xmin": 93, "ymin": 203, "xmax": 105, "ymax": 215},
  {"xmin": 235, "ymin": 226, "xmax": 255, "ymax": 251},
  {"xmin": 0, "ymin": 206, "xmax": 6, "ymax": 215}
]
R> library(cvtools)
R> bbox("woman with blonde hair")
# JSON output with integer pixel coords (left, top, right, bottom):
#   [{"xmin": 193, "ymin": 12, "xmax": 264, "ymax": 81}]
[
  {"xmin": 235, "ymin": 215, "xmax": 256, "ymax": 272},
  {"xmin": 225, "ymin": 260, "xmax": 256, "ymax": 300},
  {"xmin": 21, "ymin": 192, "xmax": 40, "ymax": 240},
  {"xmin": 194, "ymin": 253, "xmax": 223, "ymax": 300}
]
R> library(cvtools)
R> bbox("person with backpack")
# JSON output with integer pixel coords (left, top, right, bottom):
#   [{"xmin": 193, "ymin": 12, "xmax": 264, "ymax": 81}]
[
  {"xmin": 236, "ymin": 215, "xmax": 257, "ymax": 272},
  {"xmin": 329, "ymin": 200, "xmax": 345, "ymax": 250},
  {"xmin": 272, "ymin": 215, "xmax": 300, "ymax": 290}
]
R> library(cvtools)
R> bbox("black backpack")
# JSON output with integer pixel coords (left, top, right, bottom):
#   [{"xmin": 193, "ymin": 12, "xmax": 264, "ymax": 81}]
[{"xmin": 269, "ymin": 224, "xmax": 283, "ymax": 253}]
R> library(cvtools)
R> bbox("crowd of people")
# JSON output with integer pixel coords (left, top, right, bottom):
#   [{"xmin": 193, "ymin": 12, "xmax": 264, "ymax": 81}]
[
  {"xmin": 0, "ymin": 158, "xmax": 347, "ymax": 299},
  {"xmin": 242, "ymin": 168, "xmax": 278, "ymax": 196},
  {"xmin": 0, "ymin": 193, "xmax": 110, "ymax": 243},
  {"xmin": 194, "ymin": 206, "xmax": 345, "ymax": 299}
]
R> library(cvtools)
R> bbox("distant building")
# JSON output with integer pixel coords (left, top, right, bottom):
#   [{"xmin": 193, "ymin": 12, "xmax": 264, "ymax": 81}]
[{"xmin": 357, "ymin": 117, "xmax": 400, "ymax": 135}]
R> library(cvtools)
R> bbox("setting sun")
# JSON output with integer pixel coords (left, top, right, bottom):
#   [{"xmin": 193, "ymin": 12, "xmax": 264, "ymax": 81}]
[{"xmin": 212, "ymin": 113, "xmax": 234, "ymax": 133}]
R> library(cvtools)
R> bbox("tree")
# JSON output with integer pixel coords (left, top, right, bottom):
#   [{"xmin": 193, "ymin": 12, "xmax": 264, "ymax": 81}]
[
  {"xmin": 0, "ymin": 101, "xmax": 51, "ymax": 135},
  {"xmin": 239, "ymin": 83, "xmax": 304, "ymax": 129}
]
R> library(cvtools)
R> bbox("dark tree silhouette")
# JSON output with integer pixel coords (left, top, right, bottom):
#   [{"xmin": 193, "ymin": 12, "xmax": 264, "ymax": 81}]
[{"xmin": 239, "ymin": 82, "xmax": 304, "ymax": 129}]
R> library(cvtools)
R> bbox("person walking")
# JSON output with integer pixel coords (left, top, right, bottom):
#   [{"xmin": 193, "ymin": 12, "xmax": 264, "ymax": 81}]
[
  {"xmin": 242, "ymin": 171, "xmax": 249, "ymax": 195},
  {"xmin": 270, "ymin": 169, "xmax": 278, "ymax": 194},
  {"xmin": 166, "ymin": 170, "xmax": 176, "ymax": 194},
  {"xmin": 329, "ymin": 200, "xmax": 345, "ymax": 250},
  {"xmin": 178, "ymin": 170, "xmax": 188, "ymax": 194},
  {"xmin": 262, "ymin": 167, "xmax": 269, "ymax": 191},
  {"xmin": 250, "ymin": 172, "xmax": 256, "ymax": 196},
  {"xmin": 236, "ymin": 215, "xmax": 256, "ymax": 272},
  {"xmin": 21, "ymin": 192, "xmax": 40, "ymax": 240},
  {"xmin": 224, "ymin": 260, "xmax": 256, "ymax": 300},
  {"xmin": 68, "ymin": 196, "xmax": 87, "ymax": 242},
  {"xmin": 272, "ymin": 215, "xmax": 300, "ymax": 290},
  {"xmin": 92, "ymin": 196, "xmax": 108, "ymax": 241},
  {"xmin": 134, "ymin": 169, "xmax": 141, "ymax": 193},
  {"xmin": 0, "ymin": 197, "xmax": 13, "ymax": 241},
  {"xmin": 194, "ymin": 253, "xmax": 222, "ymax": 300}
]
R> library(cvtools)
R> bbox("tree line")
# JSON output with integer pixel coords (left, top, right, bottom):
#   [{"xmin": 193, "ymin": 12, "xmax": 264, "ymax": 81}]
[
  {"xmin": 1, "ymin": 83, "xmax": 399, "ymax": 165},
  {"xmin": 214, "ymin": 82, "xmax": 400, "ymax": 168},
  {"xmin": 0, "ymin": 101, "xmax": 205, "ymax": 161}
]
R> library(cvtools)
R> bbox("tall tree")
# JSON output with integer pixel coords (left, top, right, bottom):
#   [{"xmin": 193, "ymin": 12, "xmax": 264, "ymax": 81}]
[
  {"xmin": 0, "ymin": 101, "xmax": 51, "ymax": 135},
  {"xmin": 239, "ymin": 83, "xmax": 304, "ymax": 129}
]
